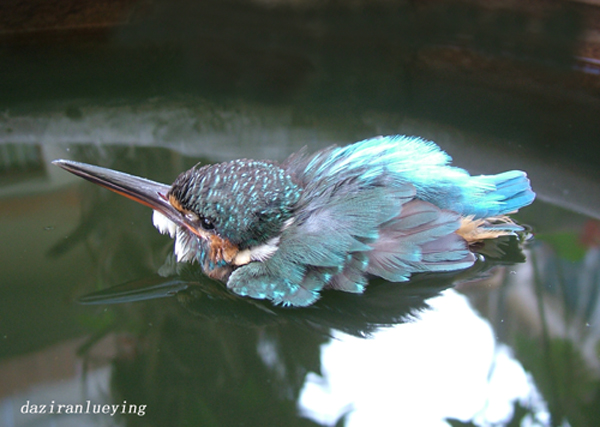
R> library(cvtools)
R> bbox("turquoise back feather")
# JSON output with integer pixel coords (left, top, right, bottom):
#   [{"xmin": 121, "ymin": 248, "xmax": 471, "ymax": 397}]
[{"xmin": 287, "ymin": 135, "xmax": 535, "ymax": 218}]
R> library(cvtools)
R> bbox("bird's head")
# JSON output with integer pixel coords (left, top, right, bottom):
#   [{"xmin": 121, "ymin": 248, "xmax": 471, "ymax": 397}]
[
  {"xmin": 53, "ymin": 159, "xmax": 301, "ymax": 282},
  {"xmin": 158, "ymin": 159, "xmax": 301, "ymax": 276}
]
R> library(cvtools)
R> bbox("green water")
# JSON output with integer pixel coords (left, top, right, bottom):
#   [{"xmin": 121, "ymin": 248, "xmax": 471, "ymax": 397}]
[{"xmin": 1, "ymin": 1, "xmax": 600, "ymax": 426}]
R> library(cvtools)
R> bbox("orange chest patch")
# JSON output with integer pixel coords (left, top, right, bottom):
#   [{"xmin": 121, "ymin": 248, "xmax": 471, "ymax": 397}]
[
  {"xmin": 208, "ymin": 234, "xmax": 239, "ymax": 264},
  {"xmin": 201, "ymin": 235, "xmax": 239, "ymax": 282}
]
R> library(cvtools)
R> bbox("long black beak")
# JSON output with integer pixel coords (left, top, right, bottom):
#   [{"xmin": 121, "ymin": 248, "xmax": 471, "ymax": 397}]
[{"xmin": 52, "ymin": 159, "xmax": 193, "ymax": 233}]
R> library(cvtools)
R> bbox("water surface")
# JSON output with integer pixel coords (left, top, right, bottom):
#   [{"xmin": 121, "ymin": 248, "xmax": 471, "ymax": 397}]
[{"xmin": 1, "ymin": 1, "xmax": 600, "ymax": 426}]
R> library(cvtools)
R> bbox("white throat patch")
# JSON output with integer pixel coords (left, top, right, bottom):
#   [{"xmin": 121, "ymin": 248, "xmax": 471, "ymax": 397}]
[
  {"xmin": 152, "ymin": 211, "xmax": 177, "ymax": 238},
  {"xmin": 152, "ymin": 210, "xmax": 283, "ymax": 266},
  {"xmin": 152, "ymin": 211, "xmax": 196, "ymax": 263}
]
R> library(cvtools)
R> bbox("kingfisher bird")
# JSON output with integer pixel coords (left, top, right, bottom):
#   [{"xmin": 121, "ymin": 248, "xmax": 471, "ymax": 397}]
[{"xmin": 54, "ymin": 135, "xmax": 535, "ymax": 307}]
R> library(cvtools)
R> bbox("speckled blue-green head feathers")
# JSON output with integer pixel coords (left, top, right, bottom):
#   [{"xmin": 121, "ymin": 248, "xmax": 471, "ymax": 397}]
[{"xmin": 168, "ymin": 159, "xmax": 301, "ymax": 248}]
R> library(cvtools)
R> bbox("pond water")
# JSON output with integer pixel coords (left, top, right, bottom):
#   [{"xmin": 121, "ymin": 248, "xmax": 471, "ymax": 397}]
[{"xmin": 1, "ymin": 2, "xmax": 600, "ymax": 427}]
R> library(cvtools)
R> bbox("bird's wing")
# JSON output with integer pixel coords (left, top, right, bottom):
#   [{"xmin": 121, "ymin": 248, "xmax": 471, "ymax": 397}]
[
  {"xmin": 226, "ymin": 137, "xmax": 475, "ymax": 306},
  {"xmin": 226, "ymin": 181, "xmax": 413, "ymax": 306}
]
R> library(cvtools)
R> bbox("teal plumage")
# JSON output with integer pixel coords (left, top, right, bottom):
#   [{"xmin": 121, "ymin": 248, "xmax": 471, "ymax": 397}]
[
  {"xmin": 53, "ymin": 135, "xmax": 536, "ymax": 307},
  {"xmin": 170, "ymin": 159, "xmax": 301, "ymax": 248},
  {"xmin": 285, "ymin": 136, "xmax": 533, "ymax": 218},
  {"xmin": 197, "ymin": 135, "xmax": 534, "ymax": 306}
]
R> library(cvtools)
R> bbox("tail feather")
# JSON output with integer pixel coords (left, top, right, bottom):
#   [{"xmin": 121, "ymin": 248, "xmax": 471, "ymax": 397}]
[{"xmin": 472, "ymin": 171, "xmax": 535, "ymax": 217}]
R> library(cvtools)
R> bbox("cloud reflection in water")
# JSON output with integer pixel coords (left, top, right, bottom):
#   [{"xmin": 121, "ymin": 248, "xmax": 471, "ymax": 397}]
[{"xmin": 298, "ymin": 289, "xmax": 550, "ymax": 427}]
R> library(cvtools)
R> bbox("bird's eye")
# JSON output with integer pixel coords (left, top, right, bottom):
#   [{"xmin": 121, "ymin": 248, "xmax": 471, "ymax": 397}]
[{"xmin": 199, "ymin": 216, "xmax": 215, "ymax": 230}]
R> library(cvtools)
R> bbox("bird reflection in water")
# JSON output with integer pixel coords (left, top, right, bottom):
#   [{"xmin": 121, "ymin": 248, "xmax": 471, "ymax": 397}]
[{"xmin": 76, "ymin": 233, "xmax": 528, "ymax": 337}]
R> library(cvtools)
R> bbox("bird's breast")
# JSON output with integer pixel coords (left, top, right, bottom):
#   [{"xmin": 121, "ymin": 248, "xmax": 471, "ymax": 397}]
[{"xmin": 201, "ymin": 234, "xmax": 239, "ymax": 282}]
